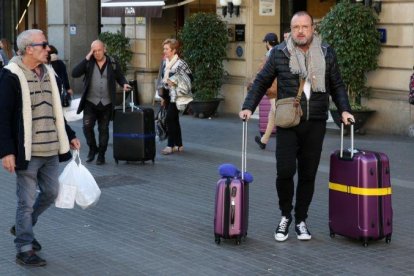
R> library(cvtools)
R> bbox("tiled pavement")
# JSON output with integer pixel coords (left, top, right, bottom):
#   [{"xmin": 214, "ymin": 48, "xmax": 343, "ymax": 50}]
[{"xmin": 0, "ymin": 110, "xmax": 413, "ymax": 275}]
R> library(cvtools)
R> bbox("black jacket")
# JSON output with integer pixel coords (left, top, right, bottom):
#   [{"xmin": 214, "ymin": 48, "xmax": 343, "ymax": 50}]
[
  {"xmin": 0, "ymin": 68, "xmax": 76, "ymax": 170},
  {"xmin": 71, "ymin": 55, "xmax": 128, "ymax": 114},
  {"xmin": 242, "ymin": 41, "xmax": 352, "ymax": 121},
  {"xmin": 51, "ymin": 59, "xmax": 71, "ymax": 93}
]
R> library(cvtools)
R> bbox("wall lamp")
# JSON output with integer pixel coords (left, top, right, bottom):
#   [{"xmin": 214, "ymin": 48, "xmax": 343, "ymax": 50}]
[
  {"xmin": 373, "ymin": 0, "xmax": 382, "ymax": 14},
  {"xmin": 356, "ymin": 0, "xmax": 382, "ymax": 14},
  {"xmin": 220, "ymin": 0, "xmax": 241, "ymax": 18}
]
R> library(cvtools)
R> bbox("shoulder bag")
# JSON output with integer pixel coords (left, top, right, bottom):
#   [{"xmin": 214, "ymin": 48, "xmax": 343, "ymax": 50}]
[
  {"xmin": 61, "ymin": 84, "xmax": 72, "ymax": 107},
  {"xmin": 274, "ymin": 79, "xmax": 305, "ymax": 128}
]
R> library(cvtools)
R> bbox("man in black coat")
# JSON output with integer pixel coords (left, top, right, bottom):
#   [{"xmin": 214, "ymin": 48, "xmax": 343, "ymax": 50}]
[
  {"xmin": 72, "ymin": 40, "xmax": 130, "ymax": 165},
  {"xmin": 240, "ymin": 11, "xmax": 354, "ymax": 242},
  {"xmin": 0, "ymin": 29, "xmax": 80, "ymax": 266}
]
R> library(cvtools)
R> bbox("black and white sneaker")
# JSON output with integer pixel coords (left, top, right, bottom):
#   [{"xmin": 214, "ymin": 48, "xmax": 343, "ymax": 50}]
[
  {"xmin": 274, "ymin": 216, "xmax": 292, "ymax": 242},
  {"xmin": 295, "ymin": 221, "xmax": 312, "ymax": 240}
]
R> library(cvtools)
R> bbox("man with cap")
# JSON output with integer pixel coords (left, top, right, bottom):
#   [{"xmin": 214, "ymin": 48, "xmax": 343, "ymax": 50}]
[{"xmin": 252, "ymin": 33, "xmax": 279, "ymax": 149}]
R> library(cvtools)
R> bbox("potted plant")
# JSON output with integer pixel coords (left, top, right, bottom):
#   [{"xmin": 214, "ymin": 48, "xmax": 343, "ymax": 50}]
[
  {"xmin": 318, "ymin": 0, "xmax": 381, "ymax": 133},
  {"xmin": 98, "ymin": 31, "xmax": 133, "ymax": 105},
  {"xmin": 180, "ymin": 12, "xmax": 228, "ymax": 118},
  {"xmin": 99, "ymin": 31, "xmax": 133, "ymax": 73}
]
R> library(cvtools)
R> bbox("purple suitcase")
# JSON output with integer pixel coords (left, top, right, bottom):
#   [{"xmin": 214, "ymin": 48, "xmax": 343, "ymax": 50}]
[
  {"xmin": 214, "ymin": 121, "xmax": 249, "ymax": 245},
  {"xmin": 329, "ymin": 123, "xmax": 393, "ymax": 246},
  {"xmin": 258, "ymin": 95, "xmax": 276, "ymax": 135}
]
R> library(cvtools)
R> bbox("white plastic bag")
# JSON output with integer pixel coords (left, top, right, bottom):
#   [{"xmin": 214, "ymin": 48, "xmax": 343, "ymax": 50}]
[
  {"xmin": 74, "ymin": 152, "xmax": 101, "ymax": 209},
  {"xmin": 63, "ymin": 98, "xmax": 83, "ymax": 122},
  {"xmin": 55, "ymin": 152, "xmax": 79, "ymax": 209}
]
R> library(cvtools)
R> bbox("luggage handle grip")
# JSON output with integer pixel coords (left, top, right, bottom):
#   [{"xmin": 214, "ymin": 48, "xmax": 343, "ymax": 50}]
[
  {"xmin": 241, "ymin": 119, "xmax": 247, "ymax": 180},
  {"xmin": 230, "ymin": 201, "xmax": 235, "ymax": 225},
  {"xmin": 340, "ymin": 118, "xmax": 354, "ymax": 159},
  {"xmin": 122, "ymin": 89, "xmax": 139, "ymax": 113}
]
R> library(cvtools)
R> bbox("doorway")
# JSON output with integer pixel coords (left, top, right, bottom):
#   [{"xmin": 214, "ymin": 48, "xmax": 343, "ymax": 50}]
[{"xmin": 280, "ymin": 0, "xmax": 337, "ymax": 41}]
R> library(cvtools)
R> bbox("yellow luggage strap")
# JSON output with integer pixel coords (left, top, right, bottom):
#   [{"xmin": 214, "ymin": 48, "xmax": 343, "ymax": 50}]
[{"xmin": 329, "ymin": 182, "xmax": 392, "ymax": 196}]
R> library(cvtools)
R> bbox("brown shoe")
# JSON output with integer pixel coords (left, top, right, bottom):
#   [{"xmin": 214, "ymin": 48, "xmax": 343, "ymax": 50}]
[
  {"xmin": 173, "ymin": 146, "xmax": 184, "ymax": 153},
  {"xmin": 16, "ymin": 250, "xmax": 46, "ymax": 266},
  {"xmin": 86, "ymin": 150, "xmax": 97, "ymax": 162}
]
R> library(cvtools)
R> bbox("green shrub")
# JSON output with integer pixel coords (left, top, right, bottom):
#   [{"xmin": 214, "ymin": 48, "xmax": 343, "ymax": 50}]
[
  {"xmin": 98, "ymin": 31, "xmax": 133, "ymax": 73},
  {"xmin": 318, "ymin": 0, "xmax": 381, "ymax": 108},
  {"xmin": 180, "ymin": 13, "xmax": 228, "ymax": 101}
]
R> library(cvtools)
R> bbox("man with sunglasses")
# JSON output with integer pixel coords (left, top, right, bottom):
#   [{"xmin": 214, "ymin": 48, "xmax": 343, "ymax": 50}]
[
  {"xmin": 0, "ymin": 29, "xmax": 81, "ymax": 266},
  {"xmin": 72, "ymin": 40, "xmax": 131, "ymax": 165}
]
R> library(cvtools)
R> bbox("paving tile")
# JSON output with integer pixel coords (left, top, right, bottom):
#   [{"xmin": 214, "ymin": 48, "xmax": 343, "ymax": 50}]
[{"xmin": 0, "ymin": 113, "xmax": 413, "ymax": 275}]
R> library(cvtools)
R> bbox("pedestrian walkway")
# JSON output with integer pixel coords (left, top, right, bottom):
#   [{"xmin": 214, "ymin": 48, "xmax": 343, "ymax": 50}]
[{"xmin": 0, "ymin": 112, "xmax": 413, "ymax": 275}]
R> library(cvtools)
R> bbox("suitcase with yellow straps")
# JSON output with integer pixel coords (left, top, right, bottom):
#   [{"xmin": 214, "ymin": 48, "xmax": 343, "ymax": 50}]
[{"xmin": 329, "ymin": 122, "xmax": 392, "ymax": 247}]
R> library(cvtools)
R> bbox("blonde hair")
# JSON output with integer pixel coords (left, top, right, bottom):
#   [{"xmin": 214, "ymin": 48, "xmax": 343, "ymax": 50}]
[{"xmin": 162, "ymin": 38, "xmax": 180, "ymax": 53}]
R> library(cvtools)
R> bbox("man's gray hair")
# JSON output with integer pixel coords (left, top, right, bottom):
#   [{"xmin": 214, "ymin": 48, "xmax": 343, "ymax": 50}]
[{"xmin": 16, "ymin": 29, "xmax": 44, "ymax": 55}]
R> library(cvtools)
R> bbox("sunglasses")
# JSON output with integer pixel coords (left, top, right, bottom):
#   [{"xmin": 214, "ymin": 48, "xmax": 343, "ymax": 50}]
[{"xmin": 29, "ymin": 42, "xmax": 49, "ymax": 49}]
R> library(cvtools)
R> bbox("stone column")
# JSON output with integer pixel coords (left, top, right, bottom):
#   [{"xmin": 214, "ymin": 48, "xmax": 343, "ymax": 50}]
[{"xmin": 47, "ymin": 0, "xmax": 99, "ymax": 96}]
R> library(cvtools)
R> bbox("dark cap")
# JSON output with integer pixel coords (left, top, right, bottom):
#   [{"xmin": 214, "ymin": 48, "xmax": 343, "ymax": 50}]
[{"xmin": 263, "ymin": 33, "xmax": 278, "ymax": 43}]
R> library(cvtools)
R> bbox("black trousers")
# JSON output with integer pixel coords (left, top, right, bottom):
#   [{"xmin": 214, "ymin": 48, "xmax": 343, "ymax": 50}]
[
  {"xmin": 165, "ymin": 102, "xmax": 182, "ymax": 148},
  {"xmin": 275, "ymin": 120, "xmax": 326, "ymax": 223},
  {"xmin": 83, "ymin": 101, "xmax": 112, "ymax": 155}
]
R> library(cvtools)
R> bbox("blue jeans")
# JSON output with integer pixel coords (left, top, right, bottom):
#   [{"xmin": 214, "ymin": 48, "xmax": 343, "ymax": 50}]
[{"xmin": 15, "ymin": 156, "xmax": 59, "ymax": 252}]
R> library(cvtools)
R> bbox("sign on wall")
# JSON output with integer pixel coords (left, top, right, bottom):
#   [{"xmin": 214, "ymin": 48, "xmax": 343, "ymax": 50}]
[
  {"xmin": 260, "ymin": 0, "xmax": 275, "ymax": 16},
  {"xmin": 69, "ymin": 24, "xmax": 77, "ymax": 35}
]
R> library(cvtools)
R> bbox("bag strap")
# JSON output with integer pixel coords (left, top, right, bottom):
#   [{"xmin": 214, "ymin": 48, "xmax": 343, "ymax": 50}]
[{"xmin": 295, "ymin": 78, "xmax": 306, "ymax": 102}]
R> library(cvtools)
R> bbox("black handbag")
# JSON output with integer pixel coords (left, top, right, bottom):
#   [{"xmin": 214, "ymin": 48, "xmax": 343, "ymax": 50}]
[
  {"xmin": 155, "ymin": 106, "xmax": 168, "ymax": 141},
  {"xmin": 61, "ymin": 85, "xmax": 72, "ymax": 107}
]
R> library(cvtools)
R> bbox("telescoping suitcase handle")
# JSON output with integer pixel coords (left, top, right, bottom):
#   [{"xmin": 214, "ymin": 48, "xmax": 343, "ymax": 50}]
[
  {"xmin": 340, "ymin": 118, "xmax": 355, "ymax": 159},
  {"xmin": 122, "ymin": 89, "xmax": 139, "ymax": 113},
  {"xmin": 241, "ymin": 119, "xmax": 248, "ymax": 180}
]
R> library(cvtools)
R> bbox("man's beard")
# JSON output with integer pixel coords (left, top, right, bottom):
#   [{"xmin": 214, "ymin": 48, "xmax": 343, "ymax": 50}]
[{"xmin": 293, "ymin": 36, "xmax": 313, "ymax": 47}]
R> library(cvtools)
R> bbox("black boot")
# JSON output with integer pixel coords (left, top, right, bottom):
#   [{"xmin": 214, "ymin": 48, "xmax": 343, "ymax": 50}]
[
  {"xmin": 96, "ymin": 153, "xmax": 105, "ymax": 165},
  {"xmin": 86, "ymin": 149, "xmax": 97, "ymax": 163}
]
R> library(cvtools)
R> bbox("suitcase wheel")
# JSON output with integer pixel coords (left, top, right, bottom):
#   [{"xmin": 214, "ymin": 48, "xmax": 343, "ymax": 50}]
[
  {"xmin": 329, "ymin": 228, "xmax": 335, "ymax": 238},
  {"xmin": 385, "ymin": 234, "xmax": 392, "ymax": 244},
  {"xmin": 214, "ymin": 235, "xmax": 221, "ymax": 245},
  {"xmin": 235, "ymin": 237, "xmax": 241, "ymax": 245},
  {"xmin": 362, "ymin": 238, "xmax": 368, "ymax": 247}
]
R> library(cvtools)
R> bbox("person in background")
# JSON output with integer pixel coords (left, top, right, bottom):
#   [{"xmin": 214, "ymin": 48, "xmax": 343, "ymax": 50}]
[
  {"xmin": 239, "ymin": 11, "xmax": 354, "ymax": 242},
  {"xmin": 0, "ymin": 38, "xmax": 17, "ymax": 65},
  {"xmin": 156, "ymin": 38, "xmax": 193, "ymax": 155},
  {"xmin": 253, "ymin": 33, "xmax": 279, "ymax": 150},
  {"xmin": 47, "ymin": 45, "xmax": 73, "ymax": 98},
  {"xmin": 72, "ymin": 40, "xmax": 130, "ymax": 165},
  {"xmin": 0, "ymin": 29, "xmax": 80, "ymax": 266}
]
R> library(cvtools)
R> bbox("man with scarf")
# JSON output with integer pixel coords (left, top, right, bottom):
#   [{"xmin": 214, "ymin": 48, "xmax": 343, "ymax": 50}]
[{"xmin": 239, "ymin": 11, "xmax": 354, "ymax": 242}]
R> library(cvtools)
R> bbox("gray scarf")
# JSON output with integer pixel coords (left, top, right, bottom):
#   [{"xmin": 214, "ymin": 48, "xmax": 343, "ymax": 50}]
[{"xmin": 287, "ymin": 33, "xmax": 326, "ymax": 92}]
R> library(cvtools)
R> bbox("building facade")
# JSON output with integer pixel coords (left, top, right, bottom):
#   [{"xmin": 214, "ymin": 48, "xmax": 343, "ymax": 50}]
[{"xmin": 1, "ymin": 0, "xmax": 414, "ymax": 135}]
